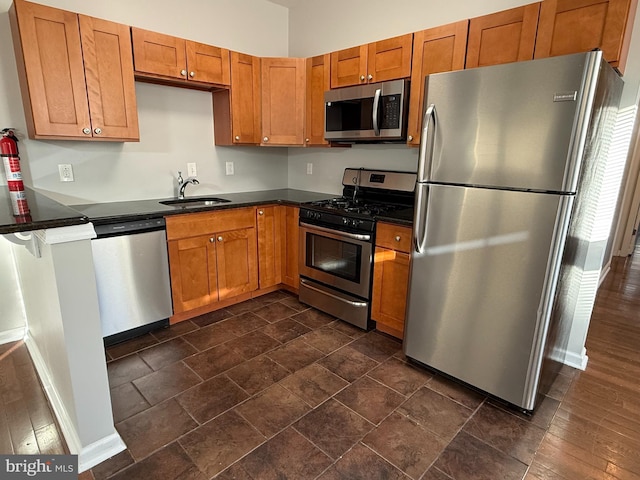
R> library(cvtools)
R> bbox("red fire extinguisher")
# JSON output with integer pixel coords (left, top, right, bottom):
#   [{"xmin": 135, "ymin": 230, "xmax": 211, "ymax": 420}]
[{"xmin": 1, "ymin": 128, "xmax": 30, "ymax": 216}]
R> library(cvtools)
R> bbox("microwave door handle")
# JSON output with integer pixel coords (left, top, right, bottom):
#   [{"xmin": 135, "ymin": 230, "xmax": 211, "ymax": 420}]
[{"xmin": 372, "ymin": 88, "xmax": 381, "ymax": 136}]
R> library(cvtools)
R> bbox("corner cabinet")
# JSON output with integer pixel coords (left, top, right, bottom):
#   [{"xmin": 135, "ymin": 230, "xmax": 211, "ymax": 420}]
[
  {"xmin": 534, "ymin": 0, "xmax": 638, "ymax": 73},
  {"xmin": 131, "ymin": 27, "xmax": 231, "ymax": 88},
  {"xmin": 466, "ymin": 3, "xmax": 540, "ymax": 68},
  {"xmin": 261, "ymin": 58, "xmax": 306, "ymax": 146},
  {"xmin": 372, "ymin": 222, "xmax": 412, "ymax": 340},
  {"xmin": 9, "ymin": 0, "xmax": 139, "ymax": 141},
  {"xmin": 213, "ymin": 52, "xmax": 262, "ymax": 145},
  {"xmin": 305, "ymin": 54, "xmax": 331, "ymax": 146},
  {"xmin": 406, "ymin": 21, "xmax": 468, "ymax": 146},
  {"xmin": 330, "ymin": 34, "xmax": 413, "ymax": 88},
  {"xmin": 166, "ymin": 208, "xmax": 258, "ymax": 318}
]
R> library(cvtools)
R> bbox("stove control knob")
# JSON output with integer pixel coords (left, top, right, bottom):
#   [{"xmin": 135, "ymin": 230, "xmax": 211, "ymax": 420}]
[{"xmin": 343, "ymin": 218, "xmax": 349, "ymax": 225}]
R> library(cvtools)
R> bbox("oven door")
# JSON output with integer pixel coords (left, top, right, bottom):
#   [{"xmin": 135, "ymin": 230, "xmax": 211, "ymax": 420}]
[{"xmin": 299, "ymin": 223, "xmax": 372, "ymax": 299}]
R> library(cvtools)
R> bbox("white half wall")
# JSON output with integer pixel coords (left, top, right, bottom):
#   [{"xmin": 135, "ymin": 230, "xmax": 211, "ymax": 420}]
[{"xmin": 0, "ymin": 236, "xmax": 26, "ymax": 340}]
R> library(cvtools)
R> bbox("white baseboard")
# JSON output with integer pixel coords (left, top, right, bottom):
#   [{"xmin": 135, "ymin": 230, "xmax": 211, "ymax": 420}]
[
  {"xmin": 24, "ymin": 335, "xmax": 125, "ymax": 472},
  {"xmin": 0, "ymin": 327, "xmax": 26, "ymax": 345},
  {"xmin": 563, "ymin": 349, "xmax": 589, "ymax": 370}
]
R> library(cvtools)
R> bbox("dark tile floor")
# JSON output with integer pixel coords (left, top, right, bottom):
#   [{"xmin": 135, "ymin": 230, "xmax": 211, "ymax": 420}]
[{"xmin": 86, "ymin": 290, "xmax": 573, "ymax": 480}]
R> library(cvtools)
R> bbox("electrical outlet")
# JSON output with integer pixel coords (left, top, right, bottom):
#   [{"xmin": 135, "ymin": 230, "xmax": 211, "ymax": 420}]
[
  {"xmin": 187, "ymin": 162, "xmax": 197, "ymax": 177},
  {"xmin": 58, "ymin": 164, "xmax": 74, "ymax": 182},
  {"xmin": 225, "ymin": 162, "xmax": 234, "ymax": 176},
  {"xmin": 306, "ymin": 163, "xmax": 313, "ymax": 175}
]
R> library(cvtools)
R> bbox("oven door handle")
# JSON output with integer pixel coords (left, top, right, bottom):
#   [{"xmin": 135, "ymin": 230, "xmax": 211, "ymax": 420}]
[
  {"xmin": 300, "ymin": 279, "xmax": 368, "ymax": 307},
  {"xmin": 300, "ymin": 222, "xmax": 371, "ymax": 242}
]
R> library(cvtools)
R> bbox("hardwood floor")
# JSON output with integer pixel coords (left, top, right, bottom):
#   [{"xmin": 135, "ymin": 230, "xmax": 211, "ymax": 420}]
[{"xmin": 1, "ymin": 246, "xmax": 639, "ymax": 479}]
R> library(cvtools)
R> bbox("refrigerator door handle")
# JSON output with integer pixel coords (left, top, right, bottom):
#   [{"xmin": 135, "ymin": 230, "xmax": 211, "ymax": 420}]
[
  {"xmin": 413, "ymin": 184, "xmax": 429, "ymax": 254},
  {"xmin": 417, "ymin": 104, "xmax": 436, "ymax": 182},
  {"xmin": 372, "ymin": 88, "xmax": 382, "ymax": 136}
]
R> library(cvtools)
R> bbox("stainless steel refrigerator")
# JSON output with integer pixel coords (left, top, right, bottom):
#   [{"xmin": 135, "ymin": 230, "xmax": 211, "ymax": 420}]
[{"xmin": 404, "ymin": 51, "xmax": 623, "ymax": 411}]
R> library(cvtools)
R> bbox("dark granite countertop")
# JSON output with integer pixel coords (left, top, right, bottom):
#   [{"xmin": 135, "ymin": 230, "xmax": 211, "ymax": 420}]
[
  {"xmin": 0, "ymin": 187, "xmax": 88, "ymax": 234},
  {"xmin": 71, "ymin": 189, "xmax": 338, "ymax": 225}
]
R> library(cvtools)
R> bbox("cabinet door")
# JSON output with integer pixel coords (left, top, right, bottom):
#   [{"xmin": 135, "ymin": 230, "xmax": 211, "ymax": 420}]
[
  {"xmin": 366, "ymin": 33, "xmax": 414, "ymax": 83},
  {"xmin": 371, "ymin": 247, "xmax": 410, "ymax": 339},
  {"xmin": 10, "ymin": 0, "xmax": 91, "ymax": 139},
  {"xmin": 131, "ymin": 27, "xmax": 187, "ymax": 80},
  {"xmin": 261, "ymin": 57, "xmax": 305, "ymax": 145},
  {"xmin": 466, "ymin": 3, "xmax": 540, "ymax": 68},
  {"xmin": 168, "ymin": 236, "xmax": 218, "ymax": 313},
  {"xmin": 330, "ymin": 44, "xmax": 368, "ymax": 88},
  {"xmin": 534, "ymin": 0, "xmax": 637, "ymax": 72},
  {"xmin": 215, "ymin": 227, "xmax": 258, "ymax": 300},
  {"xmin": 185, "ymin": 41, "xmax": 231, "ymax": 85},
  {"xmin": 79, "ymin": 15, "xmax": 139, "ymax": 141},
  {"xmin": 407, "ymin": 21, "xmax": 468, "ymax": 146},
  {"xmin": 257, "ymin": 206, "xmax": 283, "ymax": 289},
  {"xmin": 281, "ymin": 206, "xmax": 300, "ymax": 289},
  {"xmin": 305, "ymin": 54, "xmax": 330, "ymax": 146}
]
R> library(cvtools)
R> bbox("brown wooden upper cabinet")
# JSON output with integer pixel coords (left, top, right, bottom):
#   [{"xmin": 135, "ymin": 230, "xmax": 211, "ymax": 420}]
[
  {"xmin": 406, "ymin": 21, "xmax": 469, "ymax": 146},
  {"xmin": 9, "ymin": 0, "xmax": 139, "ymax": 141},
  {"xmin": 305, "ymin": 54, "xmax": 331, "ymax": 146},
  {"xmin": 466, "ymin": 3, "xmax": 540, "ymax": 68},
  {"xmin": 330, "ymin": 33, "xmax": 414, "ymax": 88},
  {"xmin": 261, "ymin": 57, "xmax": 306, "ymax": 146},
  {"xmin": 131, "ymin": 27, "xmax": 230, "ymax": 87},
  {"xmin": 213, "ymin": 52, "xmax": 261, "ymax": 145},
  {"xmin": 534, "ymin": 0, "xmax": 638, "ymax": 73}
]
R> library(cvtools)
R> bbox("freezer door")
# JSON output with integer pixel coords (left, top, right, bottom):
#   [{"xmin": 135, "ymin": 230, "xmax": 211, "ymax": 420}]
[
  {"xmin": 405, "ymin": 184, "xmax": 570, "ymax": 409},
  {"xmin": 422, "ymin": 52, "xmax": 601, "ymax": 193}
]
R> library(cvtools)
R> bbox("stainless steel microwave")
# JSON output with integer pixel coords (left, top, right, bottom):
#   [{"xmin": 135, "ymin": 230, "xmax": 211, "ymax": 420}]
[{"xmin": 324, "ymin": 79, "xmax": 409, "ymax": 142}]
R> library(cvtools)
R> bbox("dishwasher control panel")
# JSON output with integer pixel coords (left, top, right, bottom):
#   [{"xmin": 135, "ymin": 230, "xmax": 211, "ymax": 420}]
[{"xmin": 93, "ymin": 218, "xmax": 166, "ymax": 237}]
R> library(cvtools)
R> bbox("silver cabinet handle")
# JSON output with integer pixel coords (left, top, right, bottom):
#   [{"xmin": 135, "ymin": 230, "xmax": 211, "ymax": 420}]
[
  {"xmin": 360, "ymin": 75, "xmax": 365, "ymax": 81},
  {"xmin": 258, "ymin": 210, "xmax": 264, "ymax": 215},
  {"xmin": 209, "ymin": 237, "xmax": 215, "ymax": 243},
  {"xmin": 189, "ymin": 71, "xmax": 195, "ymax": 77},
  {"xmin": 82, "ymin": 127, "xmax": 91, "ymax": 135},
  {"xmin": 234, "ymin": 135, "xmax": 240, "ymax": 141},
  {"xmin": 217, "ymin": 236, "xmax": 223, "ymax": 242},
  {"xmin": 94, "ymin": 127, "xmax": 102, "ymax": 135},
  {"xmin": 180, "ymin": 69, "xmax": 187, "ymax": 76},
  {"xmin": 263, "ymin": 136, "xmax": 269, "ymax": 142},
  {"xmin": 367, "ymin": 74, "xmax": 373, "ymax": 81},
  {"xmin": 372, "ymin": 88, "xmax": 381, "ymax": 136},
  {"xmin": 395, "ymin": 235, "xmax": 401, "ymax": 242}
]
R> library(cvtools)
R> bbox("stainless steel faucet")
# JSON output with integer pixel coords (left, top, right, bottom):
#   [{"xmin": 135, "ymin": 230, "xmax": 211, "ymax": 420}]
[{"xmin": 177, "ymin": 172, "xmax": 199, "ymax": 199}]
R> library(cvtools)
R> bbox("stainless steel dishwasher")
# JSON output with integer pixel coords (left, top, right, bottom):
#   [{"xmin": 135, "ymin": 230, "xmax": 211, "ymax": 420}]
[{"xmin": 91, "ymin": 217, "xmax": 173, "ymax": 346}]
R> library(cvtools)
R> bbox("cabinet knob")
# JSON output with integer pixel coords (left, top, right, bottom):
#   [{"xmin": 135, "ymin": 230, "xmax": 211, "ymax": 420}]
[
  {"xmin": 82, "ymin": 127, "xmax": 91, "ymax": 135},
  {"xmin": 258, "ymin": 210, "xmax": 264, "ymax": 216},
  {"xmin": 180, "ymin": 69, "xmax": 187, "ymax": 76},
  {"xmin": 395, "ymin": 235, "xmax": 401, "ymax": 242},
  {"xmin": 367, "ymin": 74, "xmax": 373, "ymax": 81},
  {"xmin": 94, "ymin": 127, "xmax": 102, "ymax": 135},
  {"xmin": 209, "ymin": 237, "xmax": 215, "ymax": 243},
  {"xmin": 234, "ymin": 135, "xmax": 240, "ymax": 141},
  {"xmin": 189, "ymin": 71, "xmax": 195, "ymax": 78},
  {"xmin": 360, "ymin": 75, "xmax": 365, "ymax": 81},
  {"xmin": 217, "ymin": 236, "xmax": 223, "ymax": 242},
  {"xmin": 305, "ymin": 138, "xmax": 310, "ymax": 143},
  {"xmin": 407, "ymin": 135, "xmax": 413, "ymax": 142},
  {"xmin": 263, "ymin": 136, "xmax": 269, "ymax": 142}
]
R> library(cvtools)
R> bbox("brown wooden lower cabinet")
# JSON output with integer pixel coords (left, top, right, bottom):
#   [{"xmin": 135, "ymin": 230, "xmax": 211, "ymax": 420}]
[
  {"xmin": 257, "ymin": 205, "xmax": 283, "ymax": 289},
  {"xmin": 166, "ymin": 208, "xmax": 258, "ymax": 319},
  {"xmin": 281, "ymin": 206, "xmax": 300, "ymax": 290},
  {"xmin": 372, "ymin": 222, "xmax": 412, "ymax": 339}
]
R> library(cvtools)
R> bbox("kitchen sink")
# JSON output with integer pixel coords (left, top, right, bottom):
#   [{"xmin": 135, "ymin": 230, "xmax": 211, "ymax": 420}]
[{"xmin": 160, "ymin": 197, "xmax": 232, "ymax": 208}]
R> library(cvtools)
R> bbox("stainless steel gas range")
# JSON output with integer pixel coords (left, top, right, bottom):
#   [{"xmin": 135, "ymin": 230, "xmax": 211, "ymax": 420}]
[{"xmin": 298, "ymin": 168, "xmax": 416, "ymax": 330}]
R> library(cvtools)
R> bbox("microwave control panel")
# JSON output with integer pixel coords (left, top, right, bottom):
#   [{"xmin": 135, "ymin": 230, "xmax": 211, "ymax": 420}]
[{"xmin": 381, "ymin": 95, "xmax": 401, "ymax": 129}]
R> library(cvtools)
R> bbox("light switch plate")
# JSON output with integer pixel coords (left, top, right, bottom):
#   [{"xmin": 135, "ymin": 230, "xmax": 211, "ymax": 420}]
[
  {"xmin": 225, "ymin": 162, "xmax": 234, "ymax": 175},
  {"xmin": 58, "ymin": 164, "xmax": 74, "ymax": 182},
  {"xmin": 306, "ymin": 163, "xmax": 313, "ymax": 175},
  {"xmin": 187, "ymin": 162, "xmax": 197, "ymax": 177}
]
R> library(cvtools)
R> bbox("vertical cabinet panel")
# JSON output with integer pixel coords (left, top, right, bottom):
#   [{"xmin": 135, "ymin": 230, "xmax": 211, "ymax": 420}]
[
  {"xmin": 466, "ymin": 3, "xmax": 540, "ymax": 68},
  {"xmin": 535, "ymin": 0, "xmax": 637, "ymax": 72},
  {"xmin": 305, "ymin": 54, "xmax": 330, "ymax": 146},
  {"xmin": 372, "ymin": 248, "xmax": 410, "ymax": 339},
  {"xmin": 261, "ymin": 57, "xmax": 305, "ymax": 145},
  {"xmin": 407, "ymin": 21, "xmax": 468, "ymax": 146},
  {"xmin": 282, "ymin": 206, "xmax": 300, "ymax": 289},
  {"xmin": 257, "ymin": 206, "xmax": 283, "ymax": 289}
]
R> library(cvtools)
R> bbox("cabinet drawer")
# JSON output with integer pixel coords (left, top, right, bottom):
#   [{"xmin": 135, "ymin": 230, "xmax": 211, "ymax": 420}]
[
  {"xmin": 166, "ymin": 207, "xmax": 255, "ymax": 240},
  {"xmin": 375, "ymin": 223, "xmax": 412, "ymax": 253}
]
